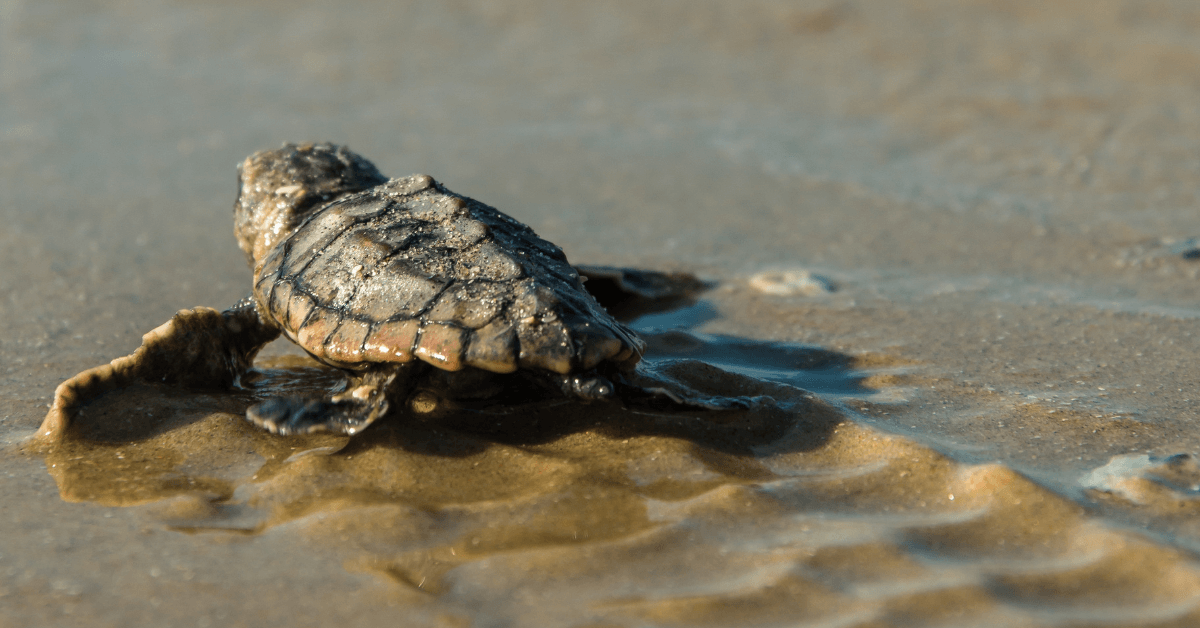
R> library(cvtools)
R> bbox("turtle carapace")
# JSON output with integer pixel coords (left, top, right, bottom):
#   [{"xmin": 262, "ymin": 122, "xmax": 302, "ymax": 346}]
[{"xmin": 41, "ymin": 143, "xmax": 727, "ymax": 438}]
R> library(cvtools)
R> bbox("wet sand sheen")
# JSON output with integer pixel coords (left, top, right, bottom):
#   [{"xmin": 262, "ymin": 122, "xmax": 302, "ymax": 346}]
[
  {"xmin": 8, "ymin": 1, "xmax": 1200, "ymax": 626},
  {"xmin": 25, "ymin": 322, "xmax": 1200, "ymax": 627}
]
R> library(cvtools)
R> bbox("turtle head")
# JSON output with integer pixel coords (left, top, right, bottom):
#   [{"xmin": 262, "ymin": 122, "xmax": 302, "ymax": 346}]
[{"xmin": 234, "ymin": 142, "xmax": 388, "ymax": 266}]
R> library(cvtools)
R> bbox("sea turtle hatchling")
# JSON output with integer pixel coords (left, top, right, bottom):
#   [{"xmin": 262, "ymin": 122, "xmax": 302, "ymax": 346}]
[{"xmin": 41, "ymin": 143, "xmax": 733, "ymax": 438}]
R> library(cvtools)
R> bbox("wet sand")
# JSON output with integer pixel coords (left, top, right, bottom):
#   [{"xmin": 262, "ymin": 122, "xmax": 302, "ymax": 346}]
[{"xmin": 6, "ymin": 1, "xmax": 1200, "ymax": 626}]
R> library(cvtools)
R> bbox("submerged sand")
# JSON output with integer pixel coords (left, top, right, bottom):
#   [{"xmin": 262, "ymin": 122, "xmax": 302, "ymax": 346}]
[{"xmin": 6, "ymin": 1, "xmax": 1200, "ymax": 626}]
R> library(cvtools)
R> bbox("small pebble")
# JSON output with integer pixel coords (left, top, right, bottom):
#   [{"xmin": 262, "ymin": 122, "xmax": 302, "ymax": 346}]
[{"xmin": 748, "ymin": 269, "xmax": 835, "ymax": 296}]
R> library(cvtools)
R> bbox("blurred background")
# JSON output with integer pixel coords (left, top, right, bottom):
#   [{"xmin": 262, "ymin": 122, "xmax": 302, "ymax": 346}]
[{"xmin": 7, "ymin": 2, "xmax": 1200, "ymax": 626}]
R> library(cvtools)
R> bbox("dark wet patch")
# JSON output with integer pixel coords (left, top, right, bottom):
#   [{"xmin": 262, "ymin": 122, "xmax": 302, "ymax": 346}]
[
  {"xmin": 29, "ymin": 281, "xmax": 902, "ymax": 593},
  {"xmin": 32, "ymin": 345, "xmax": 867, "ymax": 544}
]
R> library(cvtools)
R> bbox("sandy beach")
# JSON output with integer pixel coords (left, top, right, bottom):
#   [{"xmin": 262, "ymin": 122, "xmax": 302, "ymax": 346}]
[{"xmin": 6, "ymin": 1, "xmax": 1200, "ymax": 626}]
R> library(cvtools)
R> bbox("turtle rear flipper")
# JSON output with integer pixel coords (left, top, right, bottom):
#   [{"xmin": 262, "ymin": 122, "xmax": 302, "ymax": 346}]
[
  {"xmin": 39, "ymin": 301, "xmax": 279, "ymax": 441},
  {"xmin": 574, "ymin": 266, "xmax": 710, "ymax": 320},
  {"xmin": 618, "ymin": 381, "xmax": 756, "ymax": 412},
  {"xmin": 246, "ymin": 395, "xmax": 386, "ymax": 436},
  {"xmin": 246, "ymin": 370, "xmax": 394, "ymax": 436},
  {"xmin": 615, "ymin": 358, "xmax": 788, "ymax": 413}
]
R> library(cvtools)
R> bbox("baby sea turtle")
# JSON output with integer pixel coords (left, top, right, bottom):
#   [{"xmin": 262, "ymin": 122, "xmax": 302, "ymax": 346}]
[{"xmin": 42, "ymin": 143, "xmax": 725, "ymax": 438}]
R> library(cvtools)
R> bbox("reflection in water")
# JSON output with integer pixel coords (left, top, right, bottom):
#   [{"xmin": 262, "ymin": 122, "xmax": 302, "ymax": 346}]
[
  {"xmin": 635, "ymin": 301, "xmax": 889, "ymax": 400},
  {"xmin": 644, "ymin": 329, "xmax": 877, "ymax": 399},
  {"xmin": 35, "ymin": 301, "xmax": 1200, "ymax": 627}
]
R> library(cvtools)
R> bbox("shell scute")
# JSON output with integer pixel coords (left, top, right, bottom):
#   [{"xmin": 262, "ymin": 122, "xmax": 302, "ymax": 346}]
[
  {"xmin": 362, "ymin": 319, "xmax": 420, "ymax": 362},
  {"xmin": 280, "ymin": 211, "xmax": 355, "ymax": 277},
  {"xmin": 414, "ymin": 323, "xmax": 468, "ymax": 371},
  {"xmin": 300, "ymin": 250, "xmax": 361, "ymax": 310},
  {"xmin": 285, "ymin": 290, "xmax": 315, "ymax": 333},
  {"xmin": 403, "ymin": 193, "xmax": 466, "ymax": 223},
  {"xmin": 424, "ymin": 280, "xmax": 507, "ymax": 329},
  {"xmin": 256, "ymin": 247, "xmax": 284, "ymax": 285},
  {"xmin": 267, "ymin": 280, "xmax": 293, "ymax": 321},
  {"xmin": 464, "ymin": 319, "xmax": 519, "ymax": 373},
  {"xmin": 348, "ymin": 268, "xmax": 445, "ymax": 321},
  {"xmin": 434, "ymin": 217, "xmax": 488, "ymax": 251},
  {"xmin": 329, "ymin": 196, "xmax": 391, "ymax": 220},
  {"xmin": 324, "ymin": 318, "xmax": 371, "ymax": 363},
  {"xmin": 509, "ymin": 280, "xmax": 562, "ymax": 321},
  {"xmin": 566, "ymin": 318, "xmax": 625, "ymax": 371},
  {"xmin": 355, "ymin": 218, "xmax": 428, "ymax": 255},
  {"xmin": 517, "ymin": 317, "xmax": 574, "ymax": 374},
  {"xmin": 465, "ymin": 240, "xmax": 524, "ymax": 282},
  {"xmin": 391, "ymin": 245, "xmax": 458, "ymax": 283},
  {"xmin": 297, "ymin": 308, "xmax": 340, "ymax": 355},
  {"xmin": 384, "ymin": 174, "xmax": 435, "ymax": 197}
]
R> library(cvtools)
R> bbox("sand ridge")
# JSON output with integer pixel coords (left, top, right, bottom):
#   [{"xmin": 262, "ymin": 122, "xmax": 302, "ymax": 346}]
[
  {"xmin": 7, "ymin": 0, "xmax": 1200, "ymax": 625},
  {"xmin": 21, "ymin": 326, "xmax": 1200, "ymax": 627}
]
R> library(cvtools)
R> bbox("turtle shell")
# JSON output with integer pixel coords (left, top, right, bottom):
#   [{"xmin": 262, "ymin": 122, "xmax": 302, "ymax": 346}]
[{"xmin": 253, "ymin": 175, "xmax": 643, "ymax": 374}]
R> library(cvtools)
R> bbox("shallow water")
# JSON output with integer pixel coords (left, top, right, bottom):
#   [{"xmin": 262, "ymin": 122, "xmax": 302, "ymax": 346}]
[{"xmin": 8, "ymin": 1, "xmax": 1200, "ymax": 626}]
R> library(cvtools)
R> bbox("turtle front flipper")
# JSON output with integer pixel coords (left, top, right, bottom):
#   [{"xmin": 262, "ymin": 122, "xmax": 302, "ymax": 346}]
[
  {"xmin": 246, "ymin": 370, "xmax": 394, "ymax": 435},
  {"xmin": 39, "ymin": 300, "xmax": 279, "ymax": 441}
]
